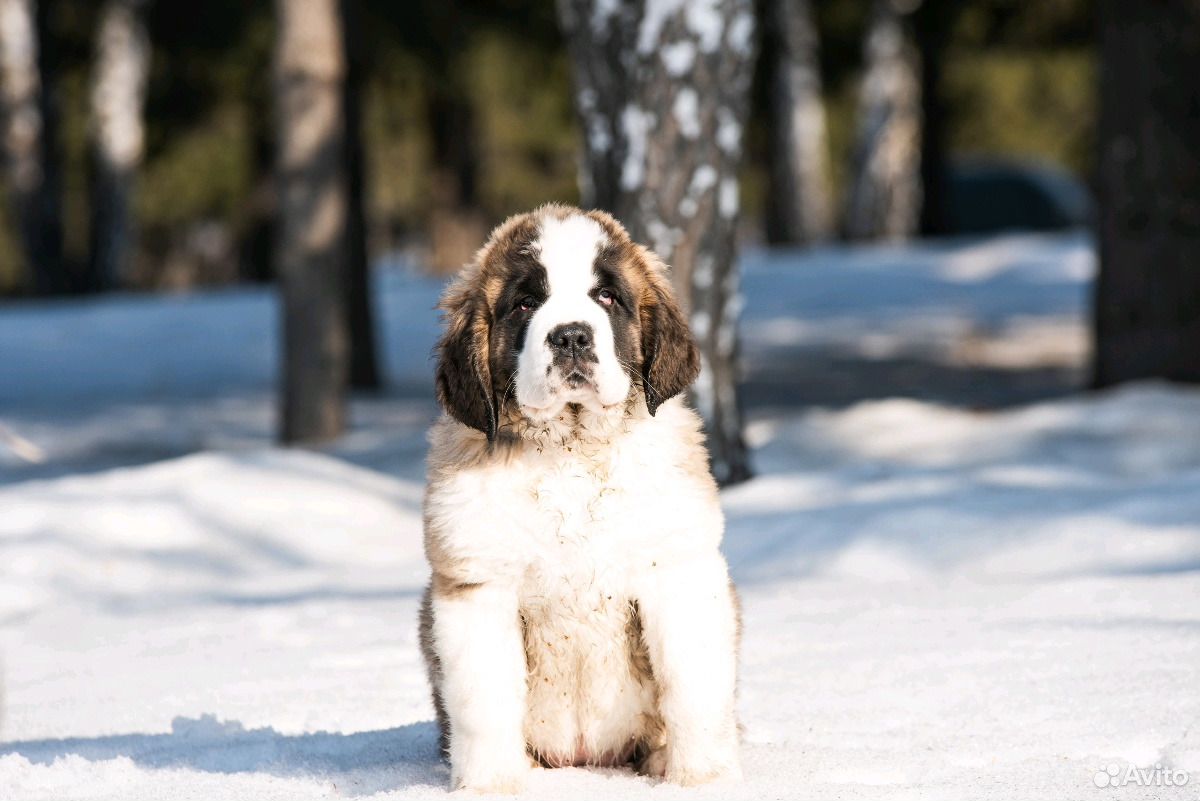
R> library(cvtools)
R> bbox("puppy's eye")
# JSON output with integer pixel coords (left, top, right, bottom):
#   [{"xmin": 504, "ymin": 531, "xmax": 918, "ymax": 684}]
[
  {"xmin": 596, "ymin": 288, "xmax": 616, "ymax": 307},
  {"xmin": 517, "ymin": 296, "xmax": 538, "ymax": 313}
]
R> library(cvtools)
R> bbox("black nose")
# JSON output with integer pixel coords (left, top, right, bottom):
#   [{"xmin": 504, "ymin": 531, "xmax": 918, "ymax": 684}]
[{"xmin": 547, "ymin": 322, "xmax": 593, "ymax": 355}]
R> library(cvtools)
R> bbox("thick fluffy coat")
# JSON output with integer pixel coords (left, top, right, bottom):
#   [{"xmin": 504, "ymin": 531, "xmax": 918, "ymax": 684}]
[{"xmin": 420, "ymin": 205, "xmax": 741, "ymax": 793}]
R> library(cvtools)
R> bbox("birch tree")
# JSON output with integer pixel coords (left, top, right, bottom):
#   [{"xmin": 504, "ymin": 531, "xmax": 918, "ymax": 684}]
[
  {"xmin": 88, "ymin": 0, "xmax": 150, "ymax": 289},
  {"xmin": 273, "ymin": 0, "xmax": 349, "ymax": 442},
  {"xmin": 765, "ymin": 0, "xmax": 832, "ymax": 245},
  {"xmin": 558, "ymin": 0, "xmax": 757, "ymax": 485},
  {"xmin": 843, "ymin": 0, "xmax": 921, "ymax": 241},
  {"xmin": 0, "ymin": 0, "xmax": 63, "ymax": 293},
  {"xmin": 1094, "ymin": 0, "xmax": 1200, "ymax": 385}
]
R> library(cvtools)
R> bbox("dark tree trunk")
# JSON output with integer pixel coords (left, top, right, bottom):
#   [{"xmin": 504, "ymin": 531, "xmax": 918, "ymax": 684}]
[
  {"xmin": 843, "ymin": 0, "xmax": 921, "ymax": 241},
  {"xmin": 340, "ymin": 0, "xmax": 381, "ymax": 390},
  {"xmin": 426, "ymin": 73, "xmax": 485, "ymax": 275},
  {"xmin": 913, "ymin": 0, "xmax": 954, "ymax": 237},
  {"xmin": 273, "ymin": 0, "xmax": 349, "ymax": 443},
  {"xmin": 87, "ymin": 0, "xmax": 150, "ymax": 291},
  {"xmin": 0, "ymin": 0, "xmax": 65, "ymax": 294},
  {"xmin": 238, "ymin": 30, "xmax": 278, "ymax": 287},
  {"xmin": 765, "ymin": 0, "xmax": 832, "ymax": 245},
  {"xmin": 423, "ymin": 0, "xmax": 486, "ymax": 275},
  {"xmin": 1094, "ymin": 0, "xmax": 1200, "ymax": 386},
  {"xmin": 239, "ymin": 106, "xmax": 276, "ymax": 284},
  {"xmin": 558, "ymin": 0, "xmax": 757, "ymax": 485}
]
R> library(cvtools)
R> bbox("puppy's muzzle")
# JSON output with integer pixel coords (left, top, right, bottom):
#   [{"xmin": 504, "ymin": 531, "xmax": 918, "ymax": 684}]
[{"xmin": 547, "ymin": 322, "xmax": 597, "ymax": 387}]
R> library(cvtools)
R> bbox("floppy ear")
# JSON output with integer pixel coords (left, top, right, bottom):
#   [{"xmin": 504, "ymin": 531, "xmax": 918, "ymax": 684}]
[
  {"xmin": 435, "ymin": 281, "xmax": 497, "ymax": 440},
  {"xmin": 640, "ymin": 271, "xmax": 701, "ymax": 416}
]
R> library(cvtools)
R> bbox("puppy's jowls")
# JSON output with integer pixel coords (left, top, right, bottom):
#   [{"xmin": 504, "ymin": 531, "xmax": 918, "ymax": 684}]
[{"xmin": 420, "ymin": 204, "xmax": 741, "ymax": 793}]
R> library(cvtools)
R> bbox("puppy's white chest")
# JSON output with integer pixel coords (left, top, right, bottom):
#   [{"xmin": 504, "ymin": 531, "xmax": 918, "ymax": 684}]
[
  {"xmin": 530, "ymin": 456, "xmax": 621, "ymax": 534},
  {"xmin": 511, "ymin": 454, "xmax": 657, "ymax": 765},
  {"xmin": 519, "ymin": 455, "xmax": 636, "ymax": 620}
]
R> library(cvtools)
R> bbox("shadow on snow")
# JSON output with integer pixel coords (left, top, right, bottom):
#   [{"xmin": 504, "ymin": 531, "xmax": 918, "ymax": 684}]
[{"xmin": 0, "ymin": 715, "xmax": 445, "ymax": 797}]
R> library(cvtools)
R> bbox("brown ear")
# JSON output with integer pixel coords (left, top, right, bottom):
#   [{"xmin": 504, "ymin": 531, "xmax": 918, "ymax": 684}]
[
  {"xmin": 435, "ymin": 281, "xmax": 497, "ymax": 440},
  {"xmin": 640, "ymin": 273, "xmax": 701, "ymax": 416}
]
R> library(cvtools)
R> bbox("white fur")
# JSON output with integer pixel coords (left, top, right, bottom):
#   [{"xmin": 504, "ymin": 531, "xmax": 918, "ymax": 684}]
[
  {"xmin": 635, "ymin": 554, "xmax": 741, "ymax": 784},
  {"xmin": 516, "ymin": 214, "xmax": 632, "ymax": 418},
  {"xmin": 432, "ymin": 584, "xmax": 530, "ymax": 792},
  {"xmin": 425, "ymin": 397, "xmax": 741, "ymax": 792}
]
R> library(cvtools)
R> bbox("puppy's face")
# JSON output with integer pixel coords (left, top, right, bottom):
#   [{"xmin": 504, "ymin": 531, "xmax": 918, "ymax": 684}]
[
  {"xmin": 505, "ymin": 213, "xmax": 635, "ymax": 418},
  {"xmin": 435, "ymin": 206, "xmax": 699, "ymax": 440}
]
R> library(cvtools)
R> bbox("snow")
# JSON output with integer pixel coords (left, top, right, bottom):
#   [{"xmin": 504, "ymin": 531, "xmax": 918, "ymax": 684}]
[{"xmin": 2, "ymin": 233, "xmax": 1199, "ymax": 800}]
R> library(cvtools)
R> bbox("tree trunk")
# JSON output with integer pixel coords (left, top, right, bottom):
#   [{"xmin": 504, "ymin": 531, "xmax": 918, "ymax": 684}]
[
  {"xmin": 913, "ymin": 0, "xmax": 953, "ymax": 237},
  {"xmin": 421, "ymin": 0, "xmax": 486, "ymax": 275},
  {"xmin": 238, "ymin": 106, "xmax": 276, "ymax": 284},
  {"xmin": 1094, "ymin": 0, "xmax": 1200, "ymax": 386},
  {"xmin": 765, "ymin": 0, "xmax": 832, "ymax": 245},
  {"xmin": 87, "ymin": 0, "xmax": 149, "ymax": 290},
  {"xmin": 273, "ymin": 0, "xmax": 349, "ymax": 443},
  {"xmin": 843, "ymin": 0, "xmax": 921, "ymax": 241},
  {"xmin": 0, "ymin": 0, "xmax": 64, "ymax": 293},
  {"xmin": 425, "ymin": 72, "xmax": 486, "ymax": 275},
  {"xmin": 340, "ymin": 0, "xmax": 381, "ymax": 390},
  {"xmin": 558, "ymin": 0, "xmax": 757, "ymax": 485}
]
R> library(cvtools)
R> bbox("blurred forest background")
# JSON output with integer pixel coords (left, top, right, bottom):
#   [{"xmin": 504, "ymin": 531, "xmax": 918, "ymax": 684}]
[
  {"xmin": 0, "ymin": 0, "xmax": 1093, "ymax": 296},
  {"xmin": 3, "ymin": 0, "xmax": 1195, "ymax": 486}
]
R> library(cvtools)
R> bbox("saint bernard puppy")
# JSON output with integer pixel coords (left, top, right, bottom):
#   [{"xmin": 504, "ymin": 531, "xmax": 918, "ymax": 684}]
[{"xmin": 419, "ymin": 204, "xmax": 741, "ymax": 793}]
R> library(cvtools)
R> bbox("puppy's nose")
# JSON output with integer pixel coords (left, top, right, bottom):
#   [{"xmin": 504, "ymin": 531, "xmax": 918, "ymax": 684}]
[{"xmin": 547, "ymin": 322, "xmax": 593, "ymax": 356}]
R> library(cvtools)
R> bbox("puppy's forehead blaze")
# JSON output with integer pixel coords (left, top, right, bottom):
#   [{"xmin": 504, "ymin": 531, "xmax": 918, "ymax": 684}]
[
  {"xmin": 533, "ymin": 214, "xmax": 608, "ymax": 296},
  {"xmin": 477, "ymin": 210, "xmax": 647, "ymax": 307}
]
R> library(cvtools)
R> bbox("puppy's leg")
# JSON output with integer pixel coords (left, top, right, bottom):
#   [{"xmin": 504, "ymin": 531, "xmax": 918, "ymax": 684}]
[
  {"xmin": 417, "ymin": 586, "xmax": 449, "ymax": 755},
  {"xmin": 430, "ymin": 579, "xmax": 529, "ymax": 793},
  {"xmin": 637, "ymin": 555, "xmax": 741, "ymax": 786}
]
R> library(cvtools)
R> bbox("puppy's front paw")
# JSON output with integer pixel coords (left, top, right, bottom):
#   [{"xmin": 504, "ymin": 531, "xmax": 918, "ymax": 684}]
[
  {"xmin": 451, "ymin": 742, "xmax": 529, "ymax": 794},
  {"xmin": 666, "ymin": 761, "xmax": 742, "ymax": 787},
  {"xmin": 453, "ymin": 763, "xmax": 527, "ymax": 795},
  {"xmin": 664, "ymin": 743, "xmax": 742, "ymax": 787}
]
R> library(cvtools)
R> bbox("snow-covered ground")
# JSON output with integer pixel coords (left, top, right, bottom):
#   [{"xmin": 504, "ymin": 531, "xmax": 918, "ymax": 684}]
[{"xmin": 2, "ymin": 233, "xmax": 1198, "ymax": 800}]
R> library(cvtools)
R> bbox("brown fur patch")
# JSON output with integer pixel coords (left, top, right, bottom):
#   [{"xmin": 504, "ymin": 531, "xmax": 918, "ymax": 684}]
[
  {"xmin": 626, "ymin": 599, "xmax": 666, "ymax": 770},
  {"xmin": 418, "ymin": 586, "xmax": 449, "ymax": 756},
  {"xmin": 430, "ymin": 572, "xmax": 484, "ymax": 600},
  {"xmin": 635, "ymin": 246, "xmax": 701, "ymax": 416}
]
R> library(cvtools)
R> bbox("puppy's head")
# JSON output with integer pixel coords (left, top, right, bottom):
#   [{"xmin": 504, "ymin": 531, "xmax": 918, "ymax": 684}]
[{"xmin": 435, "ymin": 205, "xmax": 699, "ymax": 440}]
